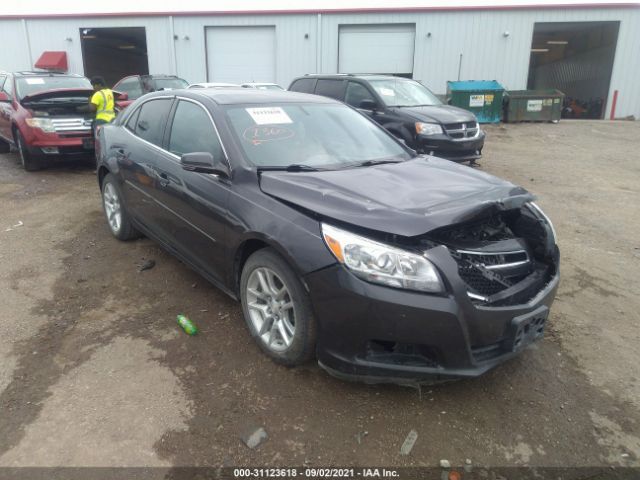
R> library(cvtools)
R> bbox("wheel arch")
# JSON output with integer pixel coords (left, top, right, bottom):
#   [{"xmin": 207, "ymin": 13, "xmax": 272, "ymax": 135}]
[
  {"xmin": 233, "ymin": 235, "xmax": 308, "ymax": 297},
  {"xmin": 97, "ymin": 165, "xmax": 111, "ymax": 189}
]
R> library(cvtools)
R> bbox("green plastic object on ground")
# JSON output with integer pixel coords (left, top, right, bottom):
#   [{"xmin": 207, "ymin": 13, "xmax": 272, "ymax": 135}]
[{"xmin": 177, "ymin": 314, "xmax": 198, "ymax": 335}]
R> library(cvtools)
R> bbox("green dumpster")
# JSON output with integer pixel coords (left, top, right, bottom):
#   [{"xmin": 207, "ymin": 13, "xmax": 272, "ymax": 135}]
[
  {"xmin": 504, "ymin": 89, "xmax": 565, "ymax": 123},
  {"xmin": 446, "ymin": 80, "xmax": 505, "ymax": 124}
]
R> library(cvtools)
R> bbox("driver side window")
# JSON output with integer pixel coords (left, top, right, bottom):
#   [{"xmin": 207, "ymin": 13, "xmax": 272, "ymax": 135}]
[
  {"xmin": 168, "ymin": 100, "xmax": 224, "ymax": 161},
  {"xmin": 345, "ymin": 82, "xmax": 376, "ymax": 109}
]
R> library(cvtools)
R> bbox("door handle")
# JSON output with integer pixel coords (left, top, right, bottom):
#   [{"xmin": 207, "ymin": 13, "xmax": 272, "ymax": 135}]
[{"xmin": 158, "ymin": 171, "xmax": 170, "ymax": 187}]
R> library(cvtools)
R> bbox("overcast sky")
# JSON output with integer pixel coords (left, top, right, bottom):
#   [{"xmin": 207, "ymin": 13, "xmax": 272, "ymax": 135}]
[{"xmin": 2, "ymin": 0, "xmax": 638, "ymax": 16}]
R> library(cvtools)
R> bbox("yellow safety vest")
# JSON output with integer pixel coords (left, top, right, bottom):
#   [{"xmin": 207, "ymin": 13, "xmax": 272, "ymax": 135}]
[{"xmin": 90, "ymin": 88, "xmax": 116, "ymax": 122}]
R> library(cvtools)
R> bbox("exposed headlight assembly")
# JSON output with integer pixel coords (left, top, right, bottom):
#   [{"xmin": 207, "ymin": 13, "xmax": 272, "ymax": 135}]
[
  {"xmin": 321, "ymin": 224, "xmax": 444, "ymax": 293},
  {"xmin": 415, "ymin": 122, "xmax": 443, "ymax": 136},
  {"xmin": 25, "ymin": 118, "xmax": 55, "ymax": 133},
  {"xmin": 528, "ymin": 202, "xmax": 558, "ymax": 243}
]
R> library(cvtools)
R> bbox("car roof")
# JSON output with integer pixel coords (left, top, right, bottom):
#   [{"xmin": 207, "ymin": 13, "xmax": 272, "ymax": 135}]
[
  {"xmin": 13, "ymin": 71, "xmax": 85, "ymax": 78},
  {"xmin": 143, "ymin": 74, "xmax": 184, "ymax": 79},
  {"xmin": 148, "ymin": 88, "xmax": 338, "ymax": 105},
  {"xmin": 189, "ymin": 82, "xmax": 240, "ymax": 87},
  {"xmin": 298, "ymin": 74, "xmax": 412, "ymax": 82}
]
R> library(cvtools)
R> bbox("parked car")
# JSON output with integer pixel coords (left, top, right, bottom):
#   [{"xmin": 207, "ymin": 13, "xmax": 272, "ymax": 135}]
[
  {"xmin": 188, "ymin": 82, "xmax": 240, "ymax": 89},
  {"xmin": 113, "ymin": 74, "xmax": 188, "ymax": 108},
  {"xmin": 289, "ymin": 74, "xmax": 485, "ymax": 163},
  {"xmin": 96, "ymin": 89, "xmax": 559, "ymax": 384},
  {"xmin": 0, "ymin": 71, "xmax": 96, "ymax": 171},
  {"xmin": 241, "ymin": 83, "xmax": 284, "ymax": 91}
]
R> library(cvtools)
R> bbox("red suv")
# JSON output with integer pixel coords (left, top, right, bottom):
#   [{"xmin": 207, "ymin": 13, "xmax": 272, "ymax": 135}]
[{"xmin": 0, "ymin": 71, "xmax": 96, "ymax": 171}]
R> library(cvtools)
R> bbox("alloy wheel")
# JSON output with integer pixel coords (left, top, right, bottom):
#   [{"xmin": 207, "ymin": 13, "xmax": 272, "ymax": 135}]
[
  {"xmin": 102, "ymin": 182, "xmax": 122, "ymax": 234},
  {"xmin": 246, "ymin": 267, "xmax": 296, "ymax": 352}
]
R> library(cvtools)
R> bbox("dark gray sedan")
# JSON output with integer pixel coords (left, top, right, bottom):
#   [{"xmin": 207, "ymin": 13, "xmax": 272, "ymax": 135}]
[{"xmin": 96, "ymin": 89, "xmax": 559, "ymax": 385}]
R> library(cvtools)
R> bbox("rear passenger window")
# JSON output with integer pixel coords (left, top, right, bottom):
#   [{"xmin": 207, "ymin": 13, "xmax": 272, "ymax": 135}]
[
  {"xmin": 169, "ymin": 100, "xmax": 224, "ymax": 160},
  {"xmin": 345, "ymin": 82, "xmax": 376, "ymax": 108},
  {"xmin": 315, "ymin": 79, "xmax": 346, "ymax": 100},
  {"xmin": 289, "ymin": 78, "xmax": 316, "ymax": 94},
  {"xmin": 134, "ymin": 99, "xmax": 172, "ymax": 147}
]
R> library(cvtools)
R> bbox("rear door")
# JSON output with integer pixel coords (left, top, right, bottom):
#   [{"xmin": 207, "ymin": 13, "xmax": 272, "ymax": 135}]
[
  {"xmin": 118, "ymin": 97, "xmax": 174, "ymax": 233},
  {"xmin": 151, "ymin": 97, "xmax": 230, "ymax": 281}
]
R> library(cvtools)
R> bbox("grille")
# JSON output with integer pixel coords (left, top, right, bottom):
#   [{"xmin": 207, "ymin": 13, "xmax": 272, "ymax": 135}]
[
  {"xmin": 444, "ymin": 121, "xmax": 479, "ymax": 139},
  {"xmin": 453, "ymin": 249, "xmax": 531, "ymax": 298},
  {"xmin": 51, "ymin": 118, "xmax": 92, "ymax": 133}
]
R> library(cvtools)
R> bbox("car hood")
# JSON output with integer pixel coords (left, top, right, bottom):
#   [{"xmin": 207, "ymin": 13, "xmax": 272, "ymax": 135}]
[
  {"xmin": 259, "ymin": 157, "xmax": 533, "ymax": 237},
  {"xmin": 21, "ymin": 88, "xmax": 94, "ymax": 104},
  {"xmin": 393, "ymin": 104, "xmax": 477, "ymax": 124}
]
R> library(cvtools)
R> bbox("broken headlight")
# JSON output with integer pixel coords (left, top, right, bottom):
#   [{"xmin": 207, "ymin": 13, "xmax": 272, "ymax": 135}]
[
  {"xmin": 321, "ymin": 224, "xmax": 444, "ymax": 293},
  {"xmin": 528, "ymin": 202, "xmax": 557, "ymax": 244}
]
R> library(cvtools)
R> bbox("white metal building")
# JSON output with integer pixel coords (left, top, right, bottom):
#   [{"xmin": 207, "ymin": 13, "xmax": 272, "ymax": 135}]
[{"xmin": 1, "ymin": 1, "xmax": 639, "ymax": 119}]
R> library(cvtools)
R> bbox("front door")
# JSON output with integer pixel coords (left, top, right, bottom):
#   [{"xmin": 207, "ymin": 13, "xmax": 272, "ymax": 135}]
[{"xmin": 150, "ymin": 98, "xmax": 230, "ymax": 283}]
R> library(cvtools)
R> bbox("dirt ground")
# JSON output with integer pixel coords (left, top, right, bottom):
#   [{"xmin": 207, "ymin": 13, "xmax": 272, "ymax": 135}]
[{"xmin": 0, "ymin": 120, "xmax": 639, "ymax": 470}]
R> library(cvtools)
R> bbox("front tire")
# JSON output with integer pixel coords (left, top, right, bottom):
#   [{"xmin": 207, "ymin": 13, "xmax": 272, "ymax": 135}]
[
  {"xmin": 15, "ymin": 131, "xmax": 41, "ymax": 171},
  {"xmin": 240, "ymin": 248, "xmax": 317, "ymax": 366},
  {"xmin": 101, "ymin": 173, "xmax": 139, "ymax": 240}
]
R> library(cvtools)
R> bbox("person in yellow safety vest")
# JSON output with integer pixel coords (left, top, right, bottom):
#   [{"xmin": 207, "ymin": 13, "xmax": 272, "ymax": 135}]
[{"xmin": 89, "ymin": 76, "xmax": 115, "ymax": 135}]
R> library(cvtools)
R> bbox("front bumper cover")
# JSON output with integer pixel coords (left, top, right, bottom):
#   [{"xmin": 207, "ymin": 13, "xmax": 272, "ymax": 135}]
[
  {"xmin": 416, "ymin": 131, "xmax": 486, "ymax": 161},
  {"xmin": 305, "ymin": 245, "xmax": 558, "ymax": 385}
]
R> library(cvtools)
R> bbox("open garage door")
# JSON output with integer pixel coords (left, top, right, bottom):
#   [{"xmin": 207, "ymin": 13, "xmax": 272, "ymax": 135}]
[
  {"xmin": 206, "ymin": 26, "xmax": 276, "ymax": 84},
  {"xmin": 527, "ymin": 22, "xmax": 619, "ymax": 119},
  {"xmin": 338, "ymin": 24, "xmax": 415, "ymax": 78},
  {"xmin": 80, "ymin": 27, "xmax": 148, "ymax": 87}
]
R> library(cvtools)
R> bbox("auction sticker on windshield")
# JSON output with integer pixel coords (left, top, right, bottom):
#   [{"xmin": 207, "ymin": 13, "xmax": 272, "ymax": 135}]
[
  {"xmin": 25, "ymin": 78, "xmax": 45, "ymax": 85},
  {"xmin": 246, "ymin": 107, "xmax": 292, "ymax": 125},
  {"xmin": 379, "ymin": 87, "xmax": 396, "ymax": 97}
]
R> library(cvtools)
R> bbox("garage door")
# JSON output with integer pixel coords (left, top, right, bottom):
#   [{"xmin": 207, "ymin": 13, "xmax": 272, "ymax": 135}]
[
  {"xmin": 206, "ymin": 26, "xmax": 276, "ymax": 83},
  {"xmin": 338, "ymin": 24, "xmax": 415, "ymax": 76}
]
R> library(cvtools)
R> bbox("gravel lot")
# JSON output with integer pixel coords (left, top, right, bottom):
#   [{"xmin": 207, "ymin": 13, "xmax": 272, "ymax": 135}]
[{"xmin": 0, "ymin": 120, "xmax": 639, "ymax": 470}]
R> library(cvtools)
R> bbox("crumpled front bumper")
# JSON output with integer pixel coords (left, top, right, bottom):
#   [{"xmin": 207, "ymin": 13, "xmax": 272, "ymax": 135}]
[{"xmin": 304, "ymin": 246, "xmax": 559, "ymax": 385}]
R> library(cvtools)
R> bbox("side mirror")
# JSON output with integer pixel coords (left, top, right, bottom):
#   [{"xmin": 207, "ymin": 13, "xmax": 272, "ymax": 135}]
[
  {"xmin": 180, "ymin": 152, "xmax": 229, "ymax": 177},
  {"xmin": 359, "ymin": 99, "xmax": 378, "ymax": 111},
  {"xmin": 0, "ymin": 92, "xmax": 11, "ymax": 103}
]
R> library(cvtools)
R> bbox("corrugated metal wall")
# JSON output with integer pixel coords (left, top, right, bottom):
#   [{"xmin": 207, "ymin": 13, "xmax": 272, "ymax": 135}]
[
  {"xmin": 173, "ymin": 14, "xmax": 318, "ymax": 86},
  {"xmin": 1, "ymin": 7, "xmax": 638, "ymax": 117}
]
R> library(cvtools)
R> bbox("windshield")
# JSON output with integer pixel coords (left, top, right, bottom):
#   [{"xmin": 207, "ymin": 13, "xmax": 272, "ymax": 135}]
[
  {"xmin": 153, "ymin": 78, "xmax": 189, "ymax": 91},
  {"xmin": 225, "ymin": 103, "xmax": 411, "ymax": 169},
  {"xmin": 369, "ymin": 79, "xmax": 442, "ymax": 107},
  {"xmin": 16, "ymin": 76, "xmax": 91, "ymax": 100}
]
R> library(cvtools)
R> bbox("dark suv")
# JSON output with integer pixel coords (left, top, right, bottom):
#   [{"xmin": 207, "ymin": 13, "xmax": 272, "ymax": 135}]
[
  {"xmin": 289, "ymin": 74, "xmax": 485, "ymax": 162},
  {"xmin": 112, "ymin": 74, "xmax": 189, "ymax": 109}
]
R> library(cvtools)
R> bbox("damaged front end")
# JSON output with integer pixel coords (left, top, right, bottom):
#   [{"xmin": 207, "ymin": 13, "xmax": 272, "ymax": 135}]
[{"xmin": 418, "ymin": 201, "xmax": 559, "ymax": 307}]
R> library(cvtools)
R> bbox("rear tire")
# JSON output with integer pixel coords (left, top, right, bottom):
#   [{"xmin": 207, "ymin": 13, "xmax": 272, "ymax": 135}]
[
  {"xmin": 240, "ymin": 248, "xmax": 317, "ymax": 366},
  {"xmin": 100, "ymin": 173, "xmax": 140, "ymax": 241},
  {"xmin": 15, "ymin": 131, "xmax": 41, "ymax": 171}
]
